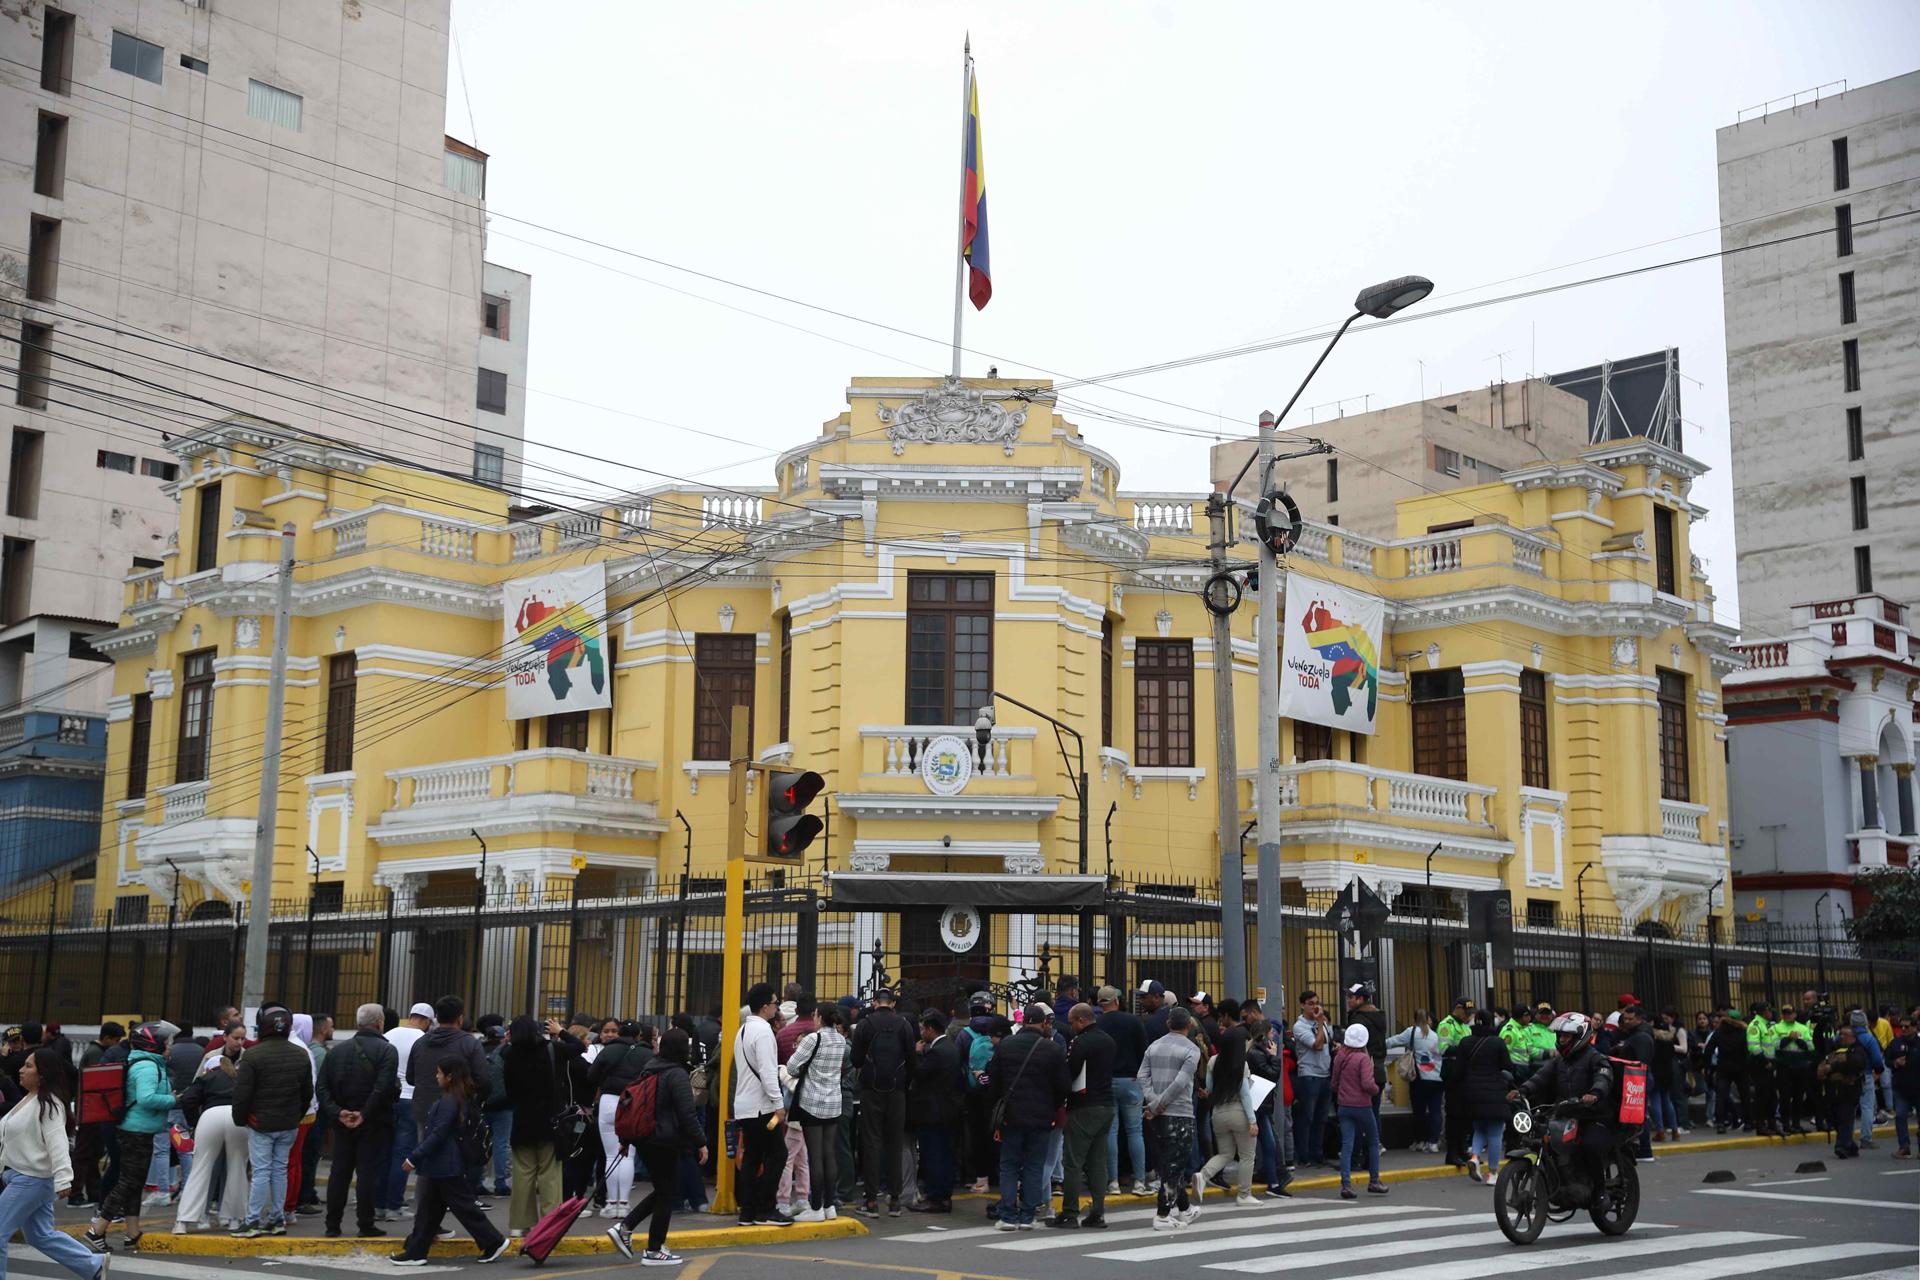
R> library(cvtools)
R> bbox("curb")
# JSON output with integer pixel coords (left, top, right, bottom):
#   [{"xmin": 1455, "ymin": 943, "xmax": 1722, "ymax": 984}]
[{"xmin": 64, "ymin": 1216, "xmax": 867, "ymax": 1258}]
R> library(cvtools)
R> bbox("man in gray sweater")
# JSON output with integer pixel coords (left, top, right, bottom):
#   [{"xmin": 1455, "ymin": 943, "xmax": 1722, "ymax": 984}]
[{"xmin": 1139, "ymin": 1007, "xmax": 1202, "ymax": 1229}]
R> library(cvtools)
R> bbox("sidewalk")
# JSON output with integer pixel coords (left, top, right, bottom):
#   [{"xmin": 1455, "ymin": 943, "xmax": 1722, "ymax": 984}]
[
  {"xmin": 52, "ymin": 1189, "xmax": 862, "ymax": 1258},
  {"xmin": 56, "ymin": 1123, "xmax": 1890, "ymax": 1257}
]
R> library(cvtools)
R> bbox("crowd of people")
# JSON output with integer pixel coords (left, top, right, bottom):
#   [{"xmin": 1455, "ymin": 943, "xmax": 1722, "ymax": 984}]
[{"xmin": 0, "ymin": 980, "xmax": 1915, "ymax": 1274}]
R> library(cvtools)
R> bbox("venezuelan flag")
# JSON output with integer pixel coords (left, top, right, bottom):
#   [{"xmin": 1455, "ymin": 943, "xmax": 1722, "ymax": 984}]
[{"xmin": 963, "ymin": 72, "xmax": 991, "ymax": 309}]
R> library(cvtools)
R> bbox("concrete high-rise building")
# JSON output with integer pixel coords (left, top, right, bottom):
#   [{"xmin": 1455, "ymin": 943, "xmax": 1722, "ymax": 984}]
[
  {"xmin": 0, "ymin": 1, "xmax": 527, "ymax": 896},
  {"xmin": 1716, "ymin": 71, "xmax": 1920, "ymax": 641},
  {"xmin": 1209, "ymin": 379, "xmax": 1590, "ymax": 540}
]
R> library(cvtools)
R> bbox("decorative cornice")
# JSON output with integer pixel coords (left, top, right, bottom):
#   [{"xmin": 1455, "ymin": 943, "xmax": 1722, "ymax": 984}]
[{"xmin": 832, "ymin": 793, "xmax": 1063, "ymax": 823}]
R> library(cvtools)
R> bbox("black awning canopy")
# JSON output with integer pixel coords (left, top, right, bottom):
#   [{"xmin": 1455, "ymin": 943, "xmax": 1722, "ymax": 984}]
[{"xmin": 827, "ymin": 872, "xmax": 1108, "ymax": 909}]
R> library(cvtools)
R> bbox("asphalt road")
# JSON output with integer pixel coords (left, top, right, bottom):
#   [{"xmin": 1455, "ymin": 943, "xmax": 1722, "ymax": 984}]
[{"xmin": 11, "ymin": 1145, "xmax": 1916, "ymax": 1280}]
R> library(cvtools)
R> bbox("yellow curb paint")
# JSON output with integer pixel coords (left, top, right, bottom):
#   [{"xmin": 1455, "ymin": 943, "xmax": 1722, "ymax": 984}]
[{"xmin": 73, "ymin": 1217, "xmax": 866, "ymax": 1257}]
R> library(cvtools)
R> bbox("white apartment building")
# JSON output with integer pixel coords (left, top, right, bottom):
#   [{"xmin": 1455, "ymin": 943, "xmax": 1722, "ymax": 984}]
[
  {"xmin": 0, "ymin": 0, "xmax": 528, "ymax": 891},
  {"xmin": 1717, "ymin": 71, "xmax": 1920, "ymax": 641}
]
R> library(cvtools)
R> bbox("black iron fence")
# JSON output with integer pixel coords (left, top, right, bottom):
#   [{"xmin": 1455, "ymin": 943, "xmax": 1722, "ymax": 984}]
[{"xmin": 3, "ymin": 874, "xmax": 1914, "ymax": 1029}]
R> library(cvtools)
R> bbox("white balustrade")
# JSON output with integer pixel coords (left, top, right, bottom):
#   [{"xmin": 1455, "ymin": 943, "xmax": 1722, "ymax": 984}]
[
  {"xmin": 419, "ymin": 518, "xmax": 476, "ymax": 560},
  {"xmin": 701, "ymin": 493, "xmax": 763, "ymax": 528},
  {"xmin": 161, "ymin": 781, "xmax": 210, "ymax": 823},
  {"xmin": 1342, "ymin": 538, "xmax": 1376, "ymax": 574},
  {"xmin": 1513, "ymin": 539, "xmax": 1545, "ymax": 573},
  {"xmin": 1293, "ymin": 524, "xmax": 1330, "ymax": 562},
  {"xmin": 333, "ymin": 516, "xmax": 369, "ymax": 555},
  {"xmin": 510, "ymin": 524, "xmax": 544, "ymax": 560},
  {"xmin": 408, "ymin": 763, "xmax": 494, "ymax": 806},
  {"xmin": 1387, "ymin": 773, "xmax": 1478, "ymax": 822},
  {"xmin": 1407, "ymin": 535, "xmax": 1461, "ymax": 575},
  {"xmin": 586, "ymin": 759, "xmax": 636, "ymax": 800},
  {"xmin": 1660, "ymin": 800, "xmax": 1707, "ymax": 842},
  {"xmin": 556, "ymin": 512, "xmax": 602, "ymax": 548},
  {"xmin": 1132, "ymin": 501, "xmax": 1194, "ymax": 536},
  {"xmin": 618, "ymin": 502, "xmax": 652, "ymax": 531},
  {"xmin": 870, "ymin": 727, "xmax": 1013, "ymax": 778}
]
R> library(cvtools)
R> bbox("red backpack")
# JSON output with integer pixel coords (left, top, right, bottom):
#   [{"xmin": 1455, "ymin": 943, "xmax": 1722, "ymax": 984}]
[
  {"xmin": 613, "ymin": 1073, "xmax": 660, "ymax": 1143},
  {"xmin": 1608, "ymin": 1057, "xmax": 1648, "ymax": 1126}
]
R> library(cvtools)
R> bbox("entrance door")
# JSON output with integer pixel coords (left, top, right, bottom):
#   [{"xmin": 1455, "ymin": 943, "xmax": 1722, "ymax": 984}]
[{"xmin": 898, "ymin": 907, "xmax": 990, "ymax": 1018}]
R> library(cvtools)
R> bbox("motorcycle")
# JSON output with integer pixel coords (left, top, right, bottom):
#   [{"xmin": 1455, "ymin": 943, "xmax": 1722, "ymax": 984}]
[{"xmin": 1493, "ymin": 1099, "xmax": 1640, "ymax": 1244}]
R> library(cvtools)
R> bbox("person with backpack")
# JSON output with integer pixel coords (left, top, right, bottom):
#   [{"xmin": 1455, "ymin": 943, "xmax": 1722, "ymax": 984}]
[
  {"xmin": 957, "ymin": 994, "xmax": 1007, "ymax": 1193},
  {"xmin": 779, "ymin": 1004, "xmax": 850, "ymax": 1222},
  {"xmin": 1, "ymin": 1046, "xmax": 102, "ymax": 1280},
  {"xmin": 84, "ymin": 1022, "xmax": 175, "ymax": 1252},
  {"xmin": 388, "ymin": 1059, "xmax": 508, "ymax": 1265},
  {"xmin": 587, "ymin": 1021, "xmax": 651, "ymax": 1221},
  {"xmin": 603, "ymin": 1028, "xmax": 707, "ymax": 1267},
  {"xmin": 848, "ymin": 986, "xmax": 915, "ymax": 1218},
  {"xmin": 317, "ymin": 1004, "xmax": 399, "ymax": 1240}
]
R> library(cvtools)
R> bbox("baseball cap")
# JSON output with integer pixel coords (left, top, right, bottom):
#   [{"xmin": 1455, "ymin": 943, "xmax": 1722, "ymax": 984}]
[
  {"xmin": 1191, "ymin": 990, "xmax": 1211, "ymax": 1006},
  {"xmin": 872, "ymin": 987, "xmax": 897, "ymax": 1003},
  {"xmin": 1137, "ymin": 979, "xmax": 1165, "ymax": 997},
  {"xmin": 1025, "ymin": 1002, "xmax": 1052, "ymax": 1024},
  {"xmin": 1097, "ymin": 985, "xmax": 1121, "ymax": 1004},
  {"xmin": 408, "ymin": 1002, "xmax": 436, "ymax": 1020},
  {"xmin": 1617, "ymin": 992, "xmax": 1639, "ymax": 1007},
  {"xmin": 1536, "ymin": 1002, "xmax": 1554, "ymax": 1013}
]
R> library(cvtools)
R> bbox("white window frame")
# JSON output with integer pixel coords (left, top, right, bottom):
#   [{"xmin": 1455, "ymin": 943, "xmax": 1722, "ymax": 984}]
[{"xmin": 247, "ymin": 79, "xmax": 303, "ymax": 131}]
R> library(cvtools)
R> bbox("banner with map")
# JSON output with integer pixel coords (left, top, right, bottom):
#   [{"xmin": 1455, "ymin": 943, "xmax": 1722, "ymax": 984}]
[
  {"xmin": 502, "ymin": 564, "xmax": 611, "ymax": 721},
  {"xmin": 1279, "ymin": 572, "xmax": 1385, "ymax": 736}
]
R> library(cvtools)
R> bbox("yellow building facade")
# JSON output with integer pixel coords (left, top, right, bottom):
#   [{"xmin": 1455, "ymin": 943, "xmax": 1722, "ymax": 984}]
[{"xmin": 77, "ymin": 375, "xmax": 1738, "ymax": 1017}]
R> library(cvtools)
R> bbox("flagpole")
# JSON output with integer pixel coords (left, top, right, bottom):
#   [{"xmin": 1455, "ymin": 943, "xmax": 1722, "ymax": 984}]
[{"xmin": 950, "ymin": 36, "xmax": 972, "ymax": 379}]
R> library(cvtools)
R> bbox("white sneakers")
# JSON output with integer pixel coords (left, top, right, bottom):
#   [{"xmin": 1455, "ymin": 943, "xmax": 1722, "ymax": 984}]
[
  {"xmin": 1235, "ymin": 1194, "xmax": 1260, "ymax": 1207},
  {"xmin": 1154, "ymin": 1206, "xmax": 1200, "ymax": 1230},
  {"xmin": 1129, "ymin": 1181, "xmax": 1152, "ymax": 1196},
  {"xmin": 1191, "ymin": 1173, "xmax": 1206, "ymax": 1204},
  {"xmin": 1152, "ymin": 1214, "xmax": 1178, "ymax": 1232},
  {"xmin": 1178, "ymin": 1206, "xmax": 1200, "ymax": 1226},
  {"xmin": 793, "ymin": 1208, "xmax": 826, "ymax": 1223}
]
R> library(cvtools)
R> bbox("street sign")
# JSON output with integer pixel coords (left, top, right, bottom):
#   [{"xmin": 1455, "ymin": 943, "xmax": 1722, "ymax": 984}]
[{"xmin": 1324, "ymin": 878, "xmax": 1390, "ymax": 945}]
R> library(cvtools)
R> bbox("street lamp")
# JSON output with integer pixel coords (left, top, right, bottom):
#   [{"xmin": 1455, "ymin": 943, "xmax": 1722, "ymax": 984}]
[
  {"xmin": 1813, "ymin": 889, "xmax": 1831, "ymax": 996},
  {"xmin": 1247, "ymin": 273, "xmax": 1432, "ymax": 1189},
  {"xmin": 978, "ymin": 693, "xmax": 1093, "ymax": 987}
]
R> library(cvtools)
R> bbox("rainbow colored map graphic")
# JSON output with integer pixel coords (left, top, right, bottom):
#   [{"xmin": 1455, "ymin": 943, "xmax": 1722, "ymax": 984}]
[
  {"xmin": 1300, "ymin": 597, "xmax": 1380, "ymax": 720},
  {"xmin": 515, "ymin": 595, "xmax": 605, "ymax": 701}
]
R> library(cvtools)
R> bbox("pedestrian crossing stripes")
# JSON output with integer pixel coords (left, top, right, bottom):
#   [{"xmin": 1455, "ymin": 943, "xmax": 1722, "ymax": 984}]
[
  {"xmin": 1206, "ymin": 1224, "xmax": 1678, "ymax": 1272},
  {"xmin": 989, "ymin": 1203, "xmax": 1448, "ymax": 1254},
  {"xmin": 1695, "ymin": 1187, "xmax": 1918, "ymax": 1211},
  {"xmin": 883, "ymin": 1193, "xmax": 1306, "ymax": 1245}
]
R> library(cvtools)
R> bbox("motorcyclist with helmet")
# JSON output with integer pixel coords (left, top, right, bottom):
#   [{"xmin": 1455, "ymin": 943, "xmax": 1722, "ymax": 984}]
[{"xmin": 1508, "ymin": 1012, "xmax": 1619, "ymax": 1193}]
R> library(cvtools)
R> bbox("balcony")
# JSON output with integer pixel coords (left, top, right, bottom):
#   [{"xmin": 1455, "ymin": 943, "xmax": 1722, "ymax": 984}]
[
  {"xmin": 1659, "ymin": 799, "xmax": 1709, "ymax": 843},
  {"xmin": 157, "ymin": 780, "xmax": 210, "ymax": 824},
  {"xmin": 838, "ymin": 724, "xmax": 1060, "ymax": 824},
  {"xmin": 1242, "ymin": 759, "xmax": 1500, "ymax": 832},
  {"xmin": 371, "ymin": 749, "xmax": 666, "ymax": 847}
]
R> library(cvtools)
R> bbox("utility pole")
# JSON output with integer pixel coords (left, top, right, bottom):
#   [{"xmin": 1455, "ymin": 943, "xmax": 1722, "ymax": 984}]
[
  {"xmin": 1207, "ymin": 491, "xmax": 1247, "ymax": 995},
  {"xmin": 1252, "ymin": 410, "xmax": 1288, "ymax": 1171},
  {"xmin": 712, "ymin": 705, "xmax": 750, "ymax": 1217},
  {"xmin": 240, "ymin": 523, "xmax": 296, "ymax": 1016}
]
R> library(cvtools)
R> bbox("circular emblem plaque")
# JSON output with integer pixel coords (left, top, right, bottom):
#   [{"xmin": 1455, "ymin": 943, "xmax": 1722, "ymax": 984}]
[
  {"xmin": 919, "ymin": 734, "xmax": 974, "ymax": 797},
  {"xmin": 940, "ymin": 904, "xmax": 982, "ymax": 953}
]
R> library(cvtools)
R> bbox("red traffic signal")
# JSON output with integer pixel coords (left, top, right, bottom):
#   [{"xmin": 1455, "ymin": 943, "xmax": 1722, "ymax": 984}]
[{"xmin": 764, "ymin": 768, "xmax": 825, "ymax": 858}]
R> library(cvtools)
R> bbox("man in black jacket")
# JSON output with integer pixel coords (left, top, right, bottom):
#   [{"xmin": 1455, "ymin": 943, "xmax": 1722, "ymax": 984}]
[
  {"xmin": 1049, "ymin": 1003, "xmax": 1114, "ymax": 1229},
  {"xmin": 230, "ymin": 1005, "xmax": 314, "ymax": 1237},
  {"xmin": 909, "ymin": 1011, "xmax": 963, "ymax": 1213},
  {"xmin": 849, "ymin": 987, "xmax": 916, "ymax": 1217},
  {"xmin": 317, "ymin": 1003, "xmax": 399, "ymax": 1239},
  {"xmin": 987, "ymin": 1004, "xmax": 1070, "ymax": 1230},
  {"xmin": 408, "ymin": 996, "xmax": 493, "ymax": 1198}
]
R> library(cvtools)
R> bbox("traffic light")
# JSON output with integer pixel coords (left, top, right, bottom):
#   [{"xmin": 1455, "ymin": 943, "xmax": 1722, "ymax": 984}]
[
  {"xmin": 763, "ymin": 768, "xmax": 825, "ymax": 858},
  {"xmin": 1253, "ymin": 489, "xmax": 1301, "ymax": 555}
]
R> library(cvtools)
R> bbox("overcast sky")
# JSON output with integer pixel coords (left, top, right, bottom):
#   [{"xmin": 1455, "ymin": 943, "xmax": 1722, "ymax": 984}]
[{"xmin": 449, "ymin": 0, "xmax": 1919, "ymax": 639}]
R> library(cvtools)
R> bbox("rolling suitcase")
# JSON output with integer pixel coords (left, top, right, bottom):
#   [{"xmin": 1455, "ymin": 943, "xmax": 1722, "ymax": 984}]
[{"xmin": 519, "ymin": 1155, "xmax": 624, "ymax": 1266}]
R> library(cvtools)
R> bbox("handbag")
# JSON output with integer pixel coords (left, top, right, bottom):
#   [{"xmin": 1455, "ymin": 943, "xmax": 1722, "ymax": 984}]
[
  {"xmin": 547, "ymin": 1042, "xmax": 592, "ymax": 1157},
  {"xmin": 989, "ymin": 1034, "xmax": 1040, "ymax": 1136}
]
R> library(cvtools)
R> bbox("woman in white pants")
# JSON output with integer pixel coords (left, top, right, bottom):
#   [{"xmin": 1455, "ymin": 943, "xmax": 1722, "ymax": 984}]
[
  {"xmin": 172, "ymin": 1027, "xmax": 249, "ymax": 1232},
  {"xmin": 587, "ymin": 1021, "xmax": 652, "ymax": 1218}
]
